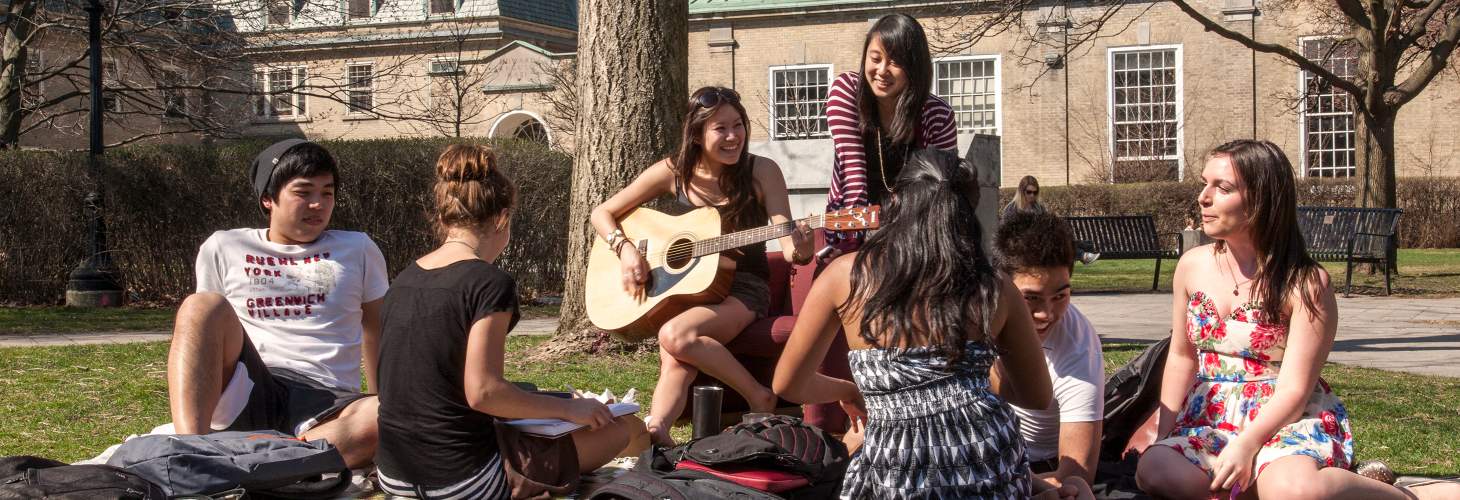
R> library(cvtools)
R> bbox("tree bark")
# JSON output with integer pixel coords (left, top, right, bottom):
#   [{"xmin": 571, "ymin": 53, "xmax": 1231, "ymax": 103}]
[
  {"xmin": 542, "ymin": 0, "xmax": 686, "ymax": 357},
  {"xmin": 0, "ymin": 0, "xmax": 36, "ymax": 148},
  {"xmin": 1355, "ymin": 109, "xmax": 1398, "ymax": 209}
]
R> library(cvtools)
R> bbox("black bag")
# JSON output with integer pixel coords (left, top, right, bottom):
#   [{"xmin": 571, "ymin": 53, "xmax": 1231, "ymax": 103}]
[
  {"xmin": 106, "ymin": 431, "xmax": 350, "ymax": 499},
  {"xmin": 0, "ymin": 455, "xmax": 167, "ymax": 500},
  {"xmin": 587, "ymin": 470, "xmax": 781, "ymax": 500},
  {"xmin": 638, "ymin": 415, "xmax": 848, "ymax": 499},
  {"xmin": 1100, "ymin": 337, "xmax": 1169, "ymax": 462}
]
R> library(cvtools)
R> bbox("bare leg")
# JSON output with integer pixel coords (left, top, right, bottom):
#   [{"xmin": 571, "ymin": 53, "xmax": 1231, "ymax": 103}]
[
  {"xmin": 646, "ymin": 349, "xmax": 696, "ymax": 445},
  {"xmin": 570, "ymin": 415, "xmax": 648, "ymax": 472},
  {"xmin": 1135, "ymin": 445, "xmax": 1211, "ymax": 499},
  {"xmin": 1257, "ymin": 455, "xmax": 1460, "ymax": 500},
  {"xmin": 167, "ymin": 293, "xmax": 246, "ymax": 435},
  {"xmin": 647, "ymin": 298, "xmax": 769, "ymax": 444},
  {"xmin": 300, "ymin": 396, "xmax": 379, "ymax": 469}
]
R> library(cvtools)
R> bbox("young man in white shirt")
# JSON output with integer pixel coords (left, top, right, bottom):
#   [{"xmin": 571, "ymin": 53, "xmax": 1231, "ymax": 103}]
[
  {"xmin": 993, "ymin": 211, "xmax": 1105, "ymax": 488},
  {"xmin": 166, "ymin": 139, "xmax": 389, "ymax": 468}
]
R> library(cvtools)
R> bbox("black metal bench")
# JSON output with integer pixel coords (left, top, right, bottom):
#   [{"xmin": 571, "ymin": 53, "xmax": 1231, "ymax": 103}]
[
  {"xmin": 1066, "ymin": 215, "xmax": 1181, "ymax": 291},
  {"xmin": 1295, "ymin": 206, "xmax": 1402, "ymax": 295}
]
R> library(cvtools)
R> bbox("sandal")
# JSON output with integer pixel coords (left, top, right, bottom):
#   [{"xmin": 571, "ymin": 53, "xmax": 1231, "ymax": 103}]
[{"xmin": 1356, "ymin": 460, "xmax": 1397, "ymax": 484}]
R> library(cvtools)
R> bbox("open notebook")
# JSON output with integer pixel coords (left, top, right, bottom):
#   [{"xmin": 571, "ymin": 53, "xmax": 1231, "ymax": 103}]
[{"xmin": 503, "ymin": 403, "xmax": 640, "ymax": 438}]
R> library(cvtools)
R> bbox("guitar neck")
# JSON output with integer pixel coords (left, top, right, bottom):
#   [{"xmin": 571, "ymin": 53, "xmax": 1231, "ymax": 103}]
[{"xmin": 691, "ymin": 214, "xmax": 823, "ymax": 258}]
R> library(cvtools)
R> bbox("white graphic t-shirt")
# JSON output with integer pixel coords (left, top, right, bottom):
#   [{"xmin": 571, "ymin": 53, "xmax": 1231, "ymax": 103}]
[
  {"xmin": 195, "ymin": 228, "xmax": 390, "ymax": 391},
  {"xmin": 1012, "ymin": 304, "xmax": 1105, "ymax": 462}
]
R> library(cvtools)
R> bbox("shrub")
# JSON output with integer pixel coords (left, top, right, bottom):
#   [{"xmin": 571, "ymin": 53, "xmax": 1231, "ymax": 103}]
[
  {"xmin": 0, "ymin": 138, "xmax": 570, "ymax": 305},
  {"xmin": 997, "ymin": 177, "xmax": 1460, "ymax": 249}
]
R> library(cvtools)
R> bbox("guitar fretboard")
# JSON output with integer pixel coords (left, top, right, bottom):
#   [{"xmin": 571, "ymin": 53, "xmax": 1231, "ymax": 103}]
[{"xmin": 690, "ymin": 214, "xmax": 824, "ymax": 258}]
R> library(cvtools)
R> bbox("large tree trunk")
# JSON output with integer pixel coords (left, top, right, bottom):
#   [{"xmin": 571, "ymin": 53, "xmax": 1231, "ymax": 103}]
[
  {"xmin": 541, "ymin": 0, "xmax": 686, "ymax": 357},
  {"xmin": 0, "ymin": 0, "xmax": 37, "ymax": 149},
  {"xmin": 1355, "ymin": 109, "xmax": 1398, "ymax": 209}
]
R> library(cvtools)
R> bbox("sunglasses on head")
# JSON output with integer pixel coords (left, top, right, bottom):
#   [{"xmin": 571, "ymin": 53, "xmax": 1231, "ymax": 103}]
[{"xmin": 694, "ymin": 88, "xmax": 741, "ymax": 109}]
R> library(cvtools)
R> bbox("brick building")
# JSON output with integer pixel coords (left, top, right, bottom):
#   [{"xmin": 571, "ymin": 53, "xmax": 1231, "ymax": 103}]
[{"xmin": 687, "ymin": 0, "xmax": 1459, "ymax": 198}]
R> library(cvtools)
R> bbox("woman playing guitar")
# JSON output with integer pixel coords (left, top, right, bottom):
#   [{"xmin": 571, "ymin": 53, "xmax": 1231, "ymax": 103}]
[{"xmin": 590, "ymin": 86, "xmax": 815, "ymax": 445}]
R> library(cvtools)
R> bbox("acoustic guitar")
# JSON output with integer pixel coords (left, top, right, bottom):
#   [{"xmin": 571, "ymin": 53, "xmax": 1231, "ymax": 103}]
[{"xmin": 585, "ymin": 205, "xmax": 879, "ymax": 341}]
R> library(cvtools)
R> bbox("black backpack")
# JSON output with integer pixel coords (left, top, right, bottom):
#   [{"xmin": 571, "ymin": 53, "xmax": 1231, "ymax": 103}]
[
  {"xmin": 1100, "ymin": 337, "xmax": 1169, "ymax": 462},
  {"xmin": 0, "ymin": 455, "xmax": 167, "ymax": 500},
  {"xmin": 632, "ymin": 415, "xmax": 848, "ymax": 499},
  {"xmin": 106, "ymin": 431, "xmax": 350, "ymax": 499}
]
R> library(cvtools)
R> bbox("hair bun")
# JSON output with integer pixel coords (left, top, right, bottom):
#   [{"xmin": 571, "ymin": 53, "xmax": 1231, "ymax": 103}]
[{"xmin": 436, "ymin": 144, "xmax": 495, "ymax": 182}]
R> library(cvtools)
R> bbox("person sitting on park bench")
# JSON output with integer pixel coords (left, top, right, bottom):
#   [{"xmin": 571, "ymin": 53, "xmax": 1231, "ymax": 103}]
[
  {"xmin": 165, "ymin": 139, "xmax": 388, "ymax": 469},
  {"xmin": 993, "ymin": 211, "xmax": 1106, "ymax": 490}
]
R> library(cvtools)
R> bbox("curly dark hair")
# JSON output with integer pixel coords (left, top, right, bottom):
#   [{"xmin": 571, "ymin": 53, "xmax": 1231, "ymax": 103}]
[{"xmin": 993, "ymin": 211, "xmax": 1075, "ymax": 274}]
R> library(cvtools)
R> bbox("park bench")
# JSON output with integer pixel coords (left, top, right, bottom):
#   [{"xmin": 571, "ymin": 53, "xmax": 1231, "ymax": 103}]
[
  {"xmin": 1296, "ymin": 206, "xmax": 1402, "ymax": 295},
  {"xmin": 1066, "ymin": 215, "xmax": 1181, "ymax": 291}
]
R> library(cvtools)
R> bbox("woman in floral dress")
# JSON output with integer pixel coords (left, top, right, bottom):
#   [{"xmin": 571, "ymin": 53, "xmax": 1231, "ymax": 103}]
[{"xmin": 1135, "ymin": 140, "xmax": 1460, "ymax": 499}]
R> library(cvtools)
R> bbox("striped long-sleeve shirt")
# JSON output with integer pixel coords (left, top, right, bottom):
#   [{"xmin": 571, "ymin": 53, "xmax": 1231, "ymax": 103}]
[{"xmin": 823, "ymin": 71, "xmax": 959, "ymax": 260}]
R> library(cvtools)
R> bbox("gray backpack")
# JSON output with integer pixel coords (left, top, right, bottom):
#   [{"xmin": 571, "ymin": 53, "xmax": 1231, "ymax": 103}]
[{"xmin": 106, "ymin": 431, "xmax": 350, "ymax": 499}]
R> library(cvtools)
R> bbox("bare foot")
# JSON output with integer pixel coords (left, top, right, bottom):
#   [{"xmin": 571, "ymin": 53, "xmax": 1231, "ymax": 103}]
[{"xmin": 644, "ymin": 415, "xmax": 674, "ymax": 446}]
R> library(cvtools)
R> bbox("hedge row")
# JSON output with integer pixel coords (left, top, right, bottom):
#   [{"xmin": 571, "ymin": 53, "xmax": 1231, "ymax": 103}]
[
  {"xmin": 0, "ymin": 137, "xmax": 570, "ymax": 305},
  {"xmin": 996, "ymin": 177, "xmax": 1460, "ymax": 249}
]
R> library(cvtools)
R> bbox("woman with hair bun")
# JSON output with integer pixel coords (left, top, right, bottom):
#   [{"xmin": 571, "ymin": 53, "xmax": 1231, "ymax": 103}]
[{"xmin": 375, "ymin": 144, "xmax": 645, "ymax": 499}]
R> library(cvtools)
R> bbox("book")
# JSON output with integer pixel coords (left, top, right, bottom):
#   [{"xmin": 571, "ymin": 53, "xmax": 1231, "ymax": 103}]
[{"xmin": 504, "ymin": 402, "xmax": 641, "ymax": 438}]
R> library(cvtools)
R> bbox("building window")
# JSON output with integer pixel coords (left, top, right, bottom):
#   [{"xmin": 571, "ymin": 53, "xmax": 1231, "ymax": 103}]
[
  {"xmin": 513, "ymin": 119, "xmax": 548, "ymax": 145},
  {"xmin": 348, "ymin": 0, "xmax": 373, "ymax": 19},
  {"xmin": 254, "ymin": 66, "xmax": 307, "ymax": 118},
  {"xmin": 429, "ymin": 0, "xmax": 454, "ymax": 15},
  {"xmin": 346, "ymin": 63, "xmax": 373, "ymax": 114},
  {"xmin": 161, "ymin": 69, "xmax": 187, "ymax": 118},
  {"xmin": 933, "ymin": 56, "xmax": 999, "ymax": 135},
  {"xmin": 22, "ymin": 50, "xmax": 42, "ymax": 110},
  {"xmin": 101, "ymin": 58, "xmax": 121, "ymax": 113},
  {"xmin": 1109, "ymin": 46, "xmax": 1182, "ymax": 182},
  {"xmin": 266, "ymin": 0, "xmax": 291, "ymax": 25},
  {"xmin": 1300, "ymin": 37, "xmax": 1358, "ymax": 178},
  {"xmin": 769, "ymin": 64, "xmax": 831, "ymax": 140}
]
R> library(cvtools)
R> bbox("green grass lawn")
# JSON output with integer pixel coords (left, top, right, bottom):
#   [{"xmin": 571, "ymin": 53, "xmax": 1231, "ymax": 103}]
[
  {"xmin": 2, "ymin": 338, "xmax": 1456, "ymax": 475},
  {"xmin": 0, "ymin": 307, "xmax": 175, "ymax": 335},
  {"xmin": 1075, "ymin": 248, "xmax": 1460, "ymax": 295}
]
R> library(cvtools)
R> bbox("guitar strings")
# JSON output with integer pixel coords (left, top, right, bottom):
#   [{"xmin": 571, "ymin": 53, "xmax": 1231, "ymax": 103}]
[{"xmin": 635, "ymin": 216, "xmax": 823, "ymax": 261}]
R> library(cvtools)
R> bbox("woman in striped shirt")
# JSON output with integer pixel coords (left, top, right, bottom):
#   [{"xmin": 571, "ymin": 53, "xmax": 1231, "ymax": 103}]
[{"xmin": 823, "ymin": 13, "xmax": 958, "ymax": 261}]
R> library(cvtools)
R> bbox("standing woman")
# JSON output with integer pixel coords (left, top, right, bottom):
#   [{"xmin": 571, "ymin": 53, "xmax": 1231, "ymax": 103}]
[
  {"xmin": 1135, "ymin": 140, "xmax": 1459, "ymax": 499},
  {"xmin": 590, "ymin": 87, "xmax": 815, "ymax": 445},
  {"xmin": 822, "ymin": 13, "xmax": 958, "ymax": 261}
]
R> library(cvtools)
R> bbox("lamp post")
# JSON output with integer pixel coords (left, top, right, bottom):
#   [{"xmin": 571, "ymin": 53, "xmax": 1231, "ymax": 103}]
[{"xmin": 65, "ymin": 0, "xmax": 124, "ymax": 307}]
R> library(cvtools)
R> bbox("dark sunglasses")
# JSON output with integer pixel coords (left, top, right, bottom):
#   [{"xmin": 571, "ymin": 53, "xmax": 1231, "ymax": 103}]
[
  {"xmin": 694, "ymin": 88, "xmax": 741, "ymax": 109},
  {"xmin": 1025, "ymin": 189, "xmax": 1039, "ymax": 195}
]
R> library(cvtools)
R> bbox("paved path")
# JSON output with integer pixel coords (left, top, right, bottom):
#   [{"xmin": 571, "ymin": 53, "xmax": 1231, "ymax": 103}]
[
  {"xmin": 1074, "ymin": 293, "xmax": 1460, "ymax": 378},
  {"xmin": 4, "ymin": 297, "xmax": 1457, "ymax": 378}
]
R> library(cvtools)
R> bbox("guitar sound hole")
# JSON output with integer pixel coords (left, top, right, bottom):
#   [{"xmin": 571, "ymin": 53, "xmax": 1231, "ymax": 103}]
[{"xmin": 664, "ymin": 239, "xmax": 694, "ymax": 270}]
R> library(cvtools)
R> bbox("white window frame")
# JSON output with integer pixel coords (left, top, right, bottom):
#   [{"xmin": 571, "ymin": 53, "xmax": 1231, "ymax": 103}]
[
  {"xmin": 346, "ymin": 61, "xmax": 374, "ymax": 115},
  {"xmin": 427, "ymin": 57, "xmax": 462, "ymax": 76},
  {"xmin": 767, "ymin": 63, "xmax": 833, "ymax": 141},
  {"xmin": 264, "ymin": 0, "xmax": 292, "ymax": 26},
  {"xmin": 101, "ymin": 57, "xmax": 122, "ymax": 113},
  {"xmin": 22, "ymin": 49, "xmax": 43, "ymax": 109},
  {"xmin": 932, "ymin": 54, "xmax": 1002, "ymax": 136},
  {"xmin": 346, "ymin": 0, "xmax": 376, "ymax": 21},
  {"xmin": 1106, "ymin": 44, "xmax": 1184, "ymax": 182},
  {"xmin": 427, "ymin": 0, "xmax": 457, "ymax": 16},
  {"xmin": 253, "ymin": 65, "xmax": 308, "ymax": 119},
  {"xmin": 1297, "ymin": 35, "xmax": 1358, "ymax": 179}
]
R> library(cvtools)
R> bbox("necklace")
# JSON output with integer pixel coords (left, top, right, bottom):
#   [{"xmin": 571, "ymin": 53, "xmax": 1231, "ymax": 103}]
[
  {"xmin": 444, "ymin": 239, "xmax": 478, "ymax": 253},
  {"xmin": 1221, "ymin": 248, "xmax": 1254, "ymax": 297},
  {"xmin": 875, "ymin": 128, "xmax": 904, "ymax": 196}
]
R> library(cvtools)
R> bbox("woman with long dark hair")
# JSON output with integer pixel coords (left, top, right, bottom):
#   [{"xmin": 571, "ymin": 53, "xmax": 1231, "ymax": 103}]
[
  {"xmin": 821, "ymin": 13, "xmax": 958, "ymax": 262},
  {"xmin": 773, "ymin": 148, "xmax": 1071, "ymax": 498},
  {"xmin": 589, "ymin": 86, "xmax": 815, "ymax": 445},
  {"xmin": 1135, "ymin": 140, "xmax": 1459, "ymax": 499}
]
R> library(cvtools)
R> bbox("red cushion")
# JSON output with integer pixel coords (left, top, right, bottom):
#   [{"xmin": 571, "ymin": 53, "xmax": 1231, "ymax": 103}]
[{"xmin": 674, "ymin": 460, "xmax": 811, "ymax": 493}]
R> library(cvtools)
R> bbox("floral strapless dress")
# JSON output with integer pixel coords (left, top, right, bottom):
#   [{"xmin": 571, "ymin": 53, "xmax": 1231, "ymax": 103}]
[{"xmin": 1153, "ymin": 291, "xmax": 1354, "ymax": 478}]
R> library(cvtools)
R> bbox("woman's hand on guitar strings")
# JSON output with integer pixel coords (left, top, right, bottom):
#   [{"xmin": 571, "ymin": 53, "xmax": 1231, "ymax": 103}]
[{"xmin": 790, "ymin": 220, "xmax": 815, "ymax": 266}]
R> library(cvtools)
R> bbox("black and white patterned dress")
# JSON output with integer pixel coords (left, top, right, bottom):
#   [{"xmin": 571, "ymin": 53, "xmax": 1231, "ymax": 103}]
[{"xmin": 842, "ymin": 340, "xmax": 1031, "ymax": 499}]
